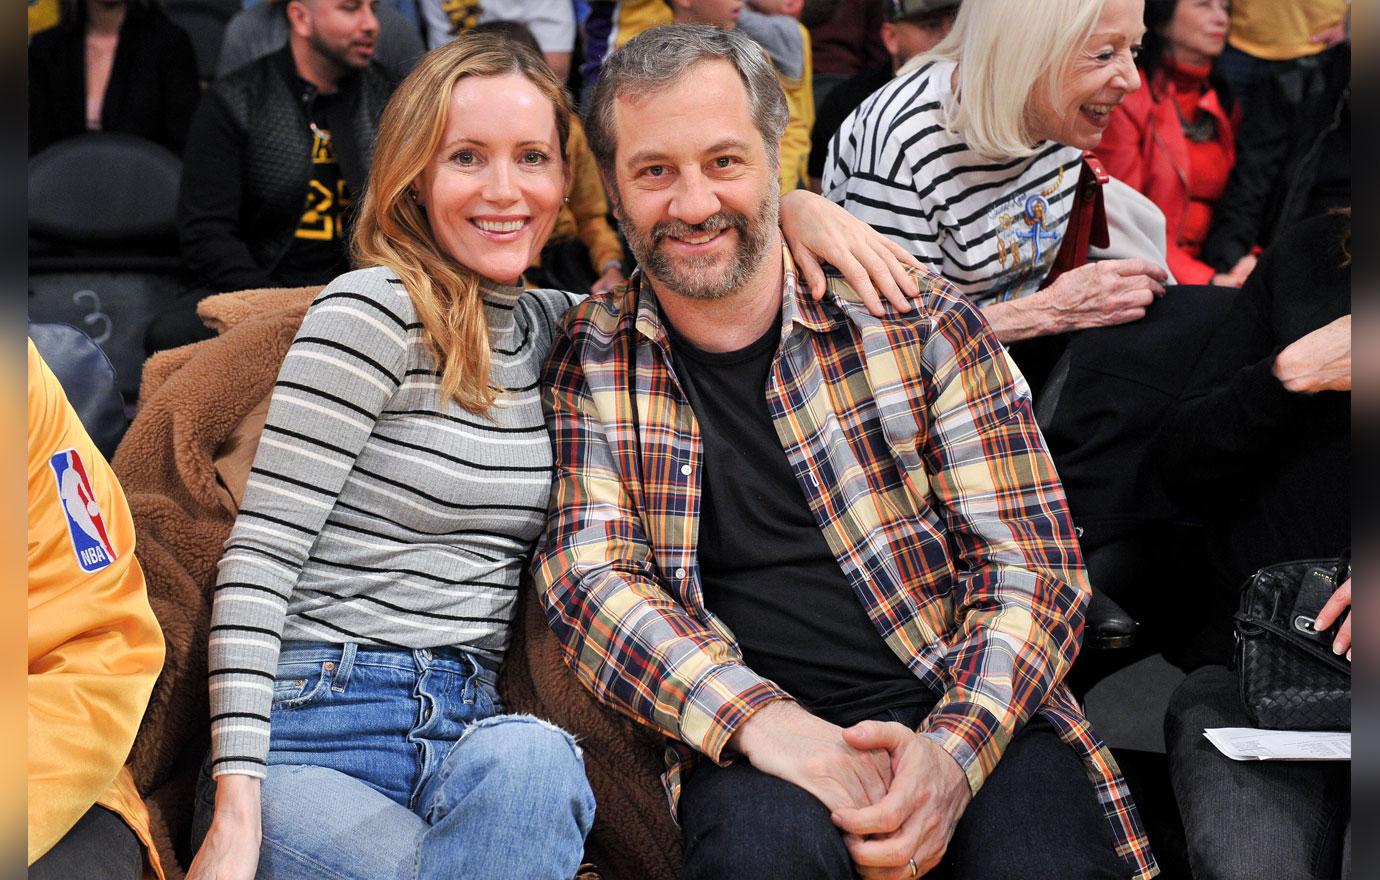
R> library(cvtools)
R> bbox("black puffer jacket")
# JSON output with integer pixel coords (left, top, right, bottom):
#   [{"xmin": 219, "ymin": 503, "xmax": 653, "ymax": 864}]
[
  {"xmin": 1202, "ymin": 43, "xmax": 1350, "ymax": 270},
  {"xmin": 177, "ymin": 48, "xmax": 396, "ymax": 292}
]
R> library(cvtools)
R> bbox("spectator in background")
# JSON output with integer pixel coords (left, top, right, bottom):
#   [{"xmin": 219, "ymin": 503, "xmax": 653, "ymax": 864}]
[
  {"xmin": 580, "ymin": 0, "xmax": 816, "ymax": 193},
  {"xmin": 157, "ymin": 0, "xmax": 398, "ymax": 355},
  {"xmin": 1151, "ymin": 209, "xmax": 1351, "ymax": 670},
  {"xmin": 418, "ymin": 0, "xmax": 576, "ymax": 78},
  {"xmin": 823, "ymin": 0, "xmax": 1168, "ymax": 386},
  {"xmin": 471, "ymin": 20, "xmax": 627, "ymax": 293},
  {"xmin": 1152, "ymin": 209, "xmax": 1351, "ymax": 878},
  {"xmin": 177, "ymin": 0, "xmax": 397, "ymax": 295},
  {"xmin": 1202, "ymin": 40, "xmax": 1348, "ymax": 277},
  {"xmin": 806, "ymin": 0, "xmax": 885, "ymax": 109},
  {"xmin": 808, "ymin": 0, "xmax": 957, "ymax": 188},
  {"xmin": 28, "ymin": 0, "xmax": 200, "ymax": 156},
  {"xmin": 28, "ymin": 339, "xmax": 166, "ymax": 880},
  {"xmin": 1096, "ymin": 0, "xmax": 1249, "ymax": 287},
  {"xmin": 665, "ymin": 0, "xmax": 816, "ymax": 192},
  {"xmin": 218, "ymin": 0, "xmax": 425, "ymax": 81},
  {"xmin": 1215, "ymin": 0, "xmax": 1347, "ymax": 109}
]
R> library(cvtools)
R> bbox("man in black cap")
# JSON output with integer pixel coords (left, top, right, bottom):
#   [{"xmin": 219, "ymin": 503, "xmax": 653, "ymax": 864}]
[{"xmin": 808, "ymin": 0, "xmax": 958, "ymax": 187}]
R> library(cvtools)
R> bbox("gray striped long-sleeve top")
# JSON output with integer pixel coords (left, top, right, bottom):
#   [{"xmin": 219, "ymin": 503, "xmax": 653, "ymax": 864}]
[{"xmin": 208, "ymin": 266, "xmax": 581, "ymax": 777}]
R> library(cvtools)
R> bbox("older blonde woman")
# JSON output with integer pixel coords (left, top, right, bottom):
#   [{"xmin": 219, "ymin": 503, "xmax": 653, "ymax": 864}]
[
  {"xmin": 185, "ymin": 30, "xmax": 923, "ymax": 880},
  {"xmin": 823, "ymin": 0, "xmax": 1170, "ymax": 353}
]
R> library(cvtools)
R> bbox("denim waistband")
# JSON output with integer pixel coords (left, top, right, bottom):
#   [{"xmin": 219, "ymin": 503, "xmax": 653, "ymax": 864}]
[{"xmin": 278, "ymin": 641, "xmax": 501, "ymax": 675}]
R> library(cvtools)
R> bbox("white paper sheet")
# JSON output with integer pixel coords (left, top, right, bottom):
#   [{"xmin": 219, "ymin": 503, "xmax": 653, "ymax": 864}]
[{"xmin": 1203, "ymin": 727, "xmax": 1351, "ymax": 761}]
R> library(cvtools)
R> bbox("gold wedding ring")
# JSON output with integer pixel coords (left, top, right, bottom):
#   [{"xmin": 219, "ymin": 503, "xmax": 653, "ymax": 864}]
[{"xmin": 908, "ymin": 857, "xmax": 919, "ymax": 878}]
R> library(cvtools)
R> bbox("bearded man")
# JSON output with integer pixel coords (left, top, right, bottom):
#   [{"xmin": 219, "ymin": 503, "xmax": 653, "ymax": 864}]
[
  {"xmin": 531, "ymin": 23, "xmax": 1156, "ymax": 880},
  {"xmin": 178, "ymin": 0, "xmax": 398, "ymax": 296}
]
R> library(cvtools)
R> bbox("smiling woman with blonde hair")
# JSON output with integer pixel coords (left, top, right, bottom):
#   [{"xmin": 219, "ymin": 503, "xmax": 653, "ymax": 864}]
[
  {"xmin": 187, "ymin": 34, "xmax": 595, "ymax": 880},
  {"xmin": 184, "ymin": 27, "xmax": 922, "ymax": 880}
]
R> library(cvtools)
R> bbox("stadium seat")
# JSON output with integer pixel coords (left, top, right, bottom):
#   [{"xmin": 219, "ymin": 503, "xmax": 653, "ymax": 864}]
[{"xmin": 28, "ymin": 133, "xmax": 193, "ymax": 402}]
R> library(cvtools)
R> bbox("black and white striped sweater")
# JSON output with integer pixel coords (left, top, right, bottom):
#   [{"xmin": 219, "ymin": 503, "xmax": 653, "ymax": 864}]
[{"xmin": 822, "ymin": 59, "xmax": 1084, "ymax": 308}]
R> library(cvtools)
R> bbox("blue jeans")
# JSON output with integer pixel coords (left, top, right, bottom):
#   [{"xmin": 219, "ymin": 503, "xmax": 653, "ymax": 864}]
[{"xmin": 193, "ymin": 642, "xmax": 595, "ymax": 879}]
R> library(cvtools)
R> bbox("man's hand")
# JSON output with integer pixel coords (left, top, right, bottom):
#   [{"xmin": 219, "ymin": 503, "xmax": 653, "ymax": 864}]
[
  {"xmin": 186, "ymin": 774, "xmax": 262, "ymax": 880},
  {"xmin": 779, "ymin": 189, "xmax": 925, "ymax": 317},
  {"xmin": 984, "ymin": 258, "xmax": 1167, "ymax": 342},
  {"xmin": 832, "ymin": 721, "xmax": 972, "ymax": 879},
  {"xmin": 732, "ymin": 700, "xmax": 894, "ymax": 813},
  {"xmin": 1273, "ymin": 315, "xmax": 1351, "ymax": 393},
  {"xmin": 590, "ymin": 264, "xmax": 626, "ymax": 294},
  {"xmin": 1314, "ymin": 577, "xmax": 1352, "ymax": 662}
]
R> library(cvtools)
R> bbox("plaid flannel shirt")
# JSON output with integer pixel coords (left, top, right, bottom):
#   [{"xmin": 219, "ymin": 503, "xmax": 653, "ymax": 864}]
[{"xmin": 533, "ymin": 248, "xmax": 1157, "ymax": 879}]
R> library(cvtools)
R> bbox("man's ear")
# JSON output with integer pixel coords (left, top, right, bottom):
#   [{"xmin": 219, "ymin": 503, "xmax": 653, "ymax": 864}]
[
  {"xmin": 880, "ymin": 22, "xmax": 900, "ymax": 60},
  {"xmin": 284, "ymin": 0, "xmax": 313, "ymax": 40}
]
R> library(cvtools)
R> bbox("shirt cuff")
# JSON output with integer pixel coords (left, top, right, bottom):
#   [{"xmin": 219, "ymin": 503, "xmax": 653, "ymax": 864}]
[
  {"xmin": 679, "ymin": 663, "xmax": 791, "ymax": 764},
  {"xmin": 918, "ymin": 702, "xmax": 1010, "ymax": 795},
  {"xmin": 210, "ymin": 761, "xmax": 268, "ymax": 780}
]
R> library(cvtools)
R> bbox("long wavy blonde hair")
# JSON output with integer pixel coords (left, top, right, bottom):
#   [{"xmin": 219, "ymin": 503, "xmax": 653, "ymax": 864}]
[{"xmin": 352, "ymin": 34, "xmax": 571, "ymax": 414}]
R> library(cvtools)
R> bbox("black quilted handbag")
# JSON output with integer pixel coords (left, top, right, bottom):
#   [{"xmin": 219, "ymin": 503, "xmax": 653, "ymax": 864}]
[{"xmin": 1234, "ymin": 557, "xmax": 1351, "ymax": 731}]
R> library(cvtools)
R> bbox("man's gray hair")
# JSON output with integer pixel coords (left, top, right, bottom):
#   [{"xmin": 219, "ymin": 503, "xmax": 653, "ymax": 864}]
[{"xmin": 584, "ymin": 25, "xmax": 790, "ymax": 176}]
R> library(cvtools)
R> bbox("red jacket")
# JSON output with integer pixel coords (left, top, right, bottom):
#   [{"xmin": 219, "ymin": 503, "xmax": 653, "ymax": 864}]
[{"xmin": 1096, "ymin": 73, "xmax": 1235, "ymax": 284}]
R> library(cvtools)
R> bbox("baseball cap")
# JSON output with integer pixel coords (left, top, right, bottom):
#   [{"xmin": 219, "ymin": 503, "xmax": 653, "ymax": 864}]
[{"xmin": 885, "ymin": 0, "xmax": 960, "ymax": 22}]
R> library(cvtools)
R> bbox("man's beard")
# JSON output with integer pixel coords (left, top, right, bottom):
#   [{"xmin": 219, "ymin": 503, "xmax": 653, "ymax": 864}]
[
  {"xmin": 309, "ymin": 32, "xmax": 370, "ymax": 77},
  {"xmin": 619, "ymin": 188, "xmax": 778, "ymax": 301}
]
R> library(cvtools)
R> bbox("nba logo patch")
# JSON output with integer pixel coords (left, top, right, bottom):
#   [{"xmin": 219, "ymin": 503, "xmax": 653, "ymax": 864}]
[{"xmin": 49, "ymin": 448, "xmax": 118, "ymax": 572}]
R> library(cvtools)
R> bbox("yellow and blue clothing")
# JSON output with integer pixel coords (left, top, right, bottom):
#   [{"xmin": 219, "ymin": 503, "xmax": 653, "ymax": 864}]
[
  {"xmin": 581, "ymin": 0, "xmax": 814, "ymax": 192},
  {"xmin": 28, "ymin": 340, "xmax": 165, "ymax": 877}
]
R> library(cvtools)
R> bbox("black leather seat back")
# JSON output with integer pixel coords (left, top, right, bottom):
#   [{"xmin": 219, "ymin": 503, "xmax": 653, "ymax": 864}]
[{"xmin": 29, "ymin": 321, "xmax": 129, "ymax": 459}]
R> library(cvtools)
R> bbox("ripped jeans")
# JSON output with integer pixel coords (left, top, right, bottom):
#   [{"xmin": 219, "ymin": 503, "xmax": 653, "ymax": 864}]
[{"xmin": 192, "ymin": 642, "xmax": 595, "ymax": 880}]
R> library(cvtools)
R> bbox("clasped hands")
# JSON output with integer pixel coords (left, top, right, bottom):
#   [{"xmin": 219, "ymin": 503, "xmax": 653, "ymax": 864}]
[{"xmin": 732, "ymin": 701, "xmax": 972, "ymax": 879}]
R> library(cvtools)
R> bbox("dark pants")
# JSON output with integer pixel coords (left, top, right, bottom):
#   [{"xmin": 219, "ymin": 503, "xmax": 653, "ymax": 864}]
[
  {"xmin": 1166, "ymin": 665, "xmax": 1350, "ymax": 880},
  {"xmin": 680, "ymin": 710, "xmax": 1128, "ymax": 880},
  {"xmin": 29, "ymin": 804, "xmax": 143, "ymax": 880}
]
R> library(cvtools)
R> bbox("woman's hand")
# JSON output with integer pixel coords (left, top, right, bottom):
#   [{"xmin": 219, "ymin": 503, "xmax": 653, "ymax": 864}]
[
  {"xmin": 985, "ymin": 258, "xmax": 1167, "ymax": 343},
  {"xmin": 1273, "ymin": 315, "xmax": 1351, "ymax": 393},
  {"xmin": 187, "ymin": 775, "xmax": 263, "ymax": 880},
  {"xmin": 1313, "ymin": 578, "xmax": 1352, "ymax": 661},
  {"xmin": 778, "ymin": 190, "xmax": 924, "ymax": 316}
]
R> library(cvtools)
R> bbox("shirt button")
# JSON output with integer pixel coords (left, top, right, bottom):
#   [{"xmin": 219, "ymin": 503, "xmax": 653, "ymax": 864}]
[
  {"xmin": 680, "ymin": 464, "xmax": 692, "ymax": 476},
  {"xmin": 675, "ymin": 567, "xmax": 687, "ymax": 579}
]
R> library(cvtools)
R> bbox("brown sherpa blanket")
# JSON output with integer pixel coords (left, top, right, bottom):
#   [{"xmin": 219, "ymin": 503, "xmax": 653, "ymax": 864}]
[{"xmin": 113, "ymin": 286, "xmax": 679, "ymax": 879}]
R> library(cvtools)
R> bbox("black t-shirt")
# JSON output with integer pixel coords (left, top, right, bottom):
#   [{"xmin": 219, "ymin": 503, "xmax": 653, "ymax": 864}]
[
  {"xmin": 666, "ymin": 314, "xmax": 929, "ymax": 727},
  {"xmin": 275, "ymin": 92, "xmax": 353, "ymax": 287}
]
